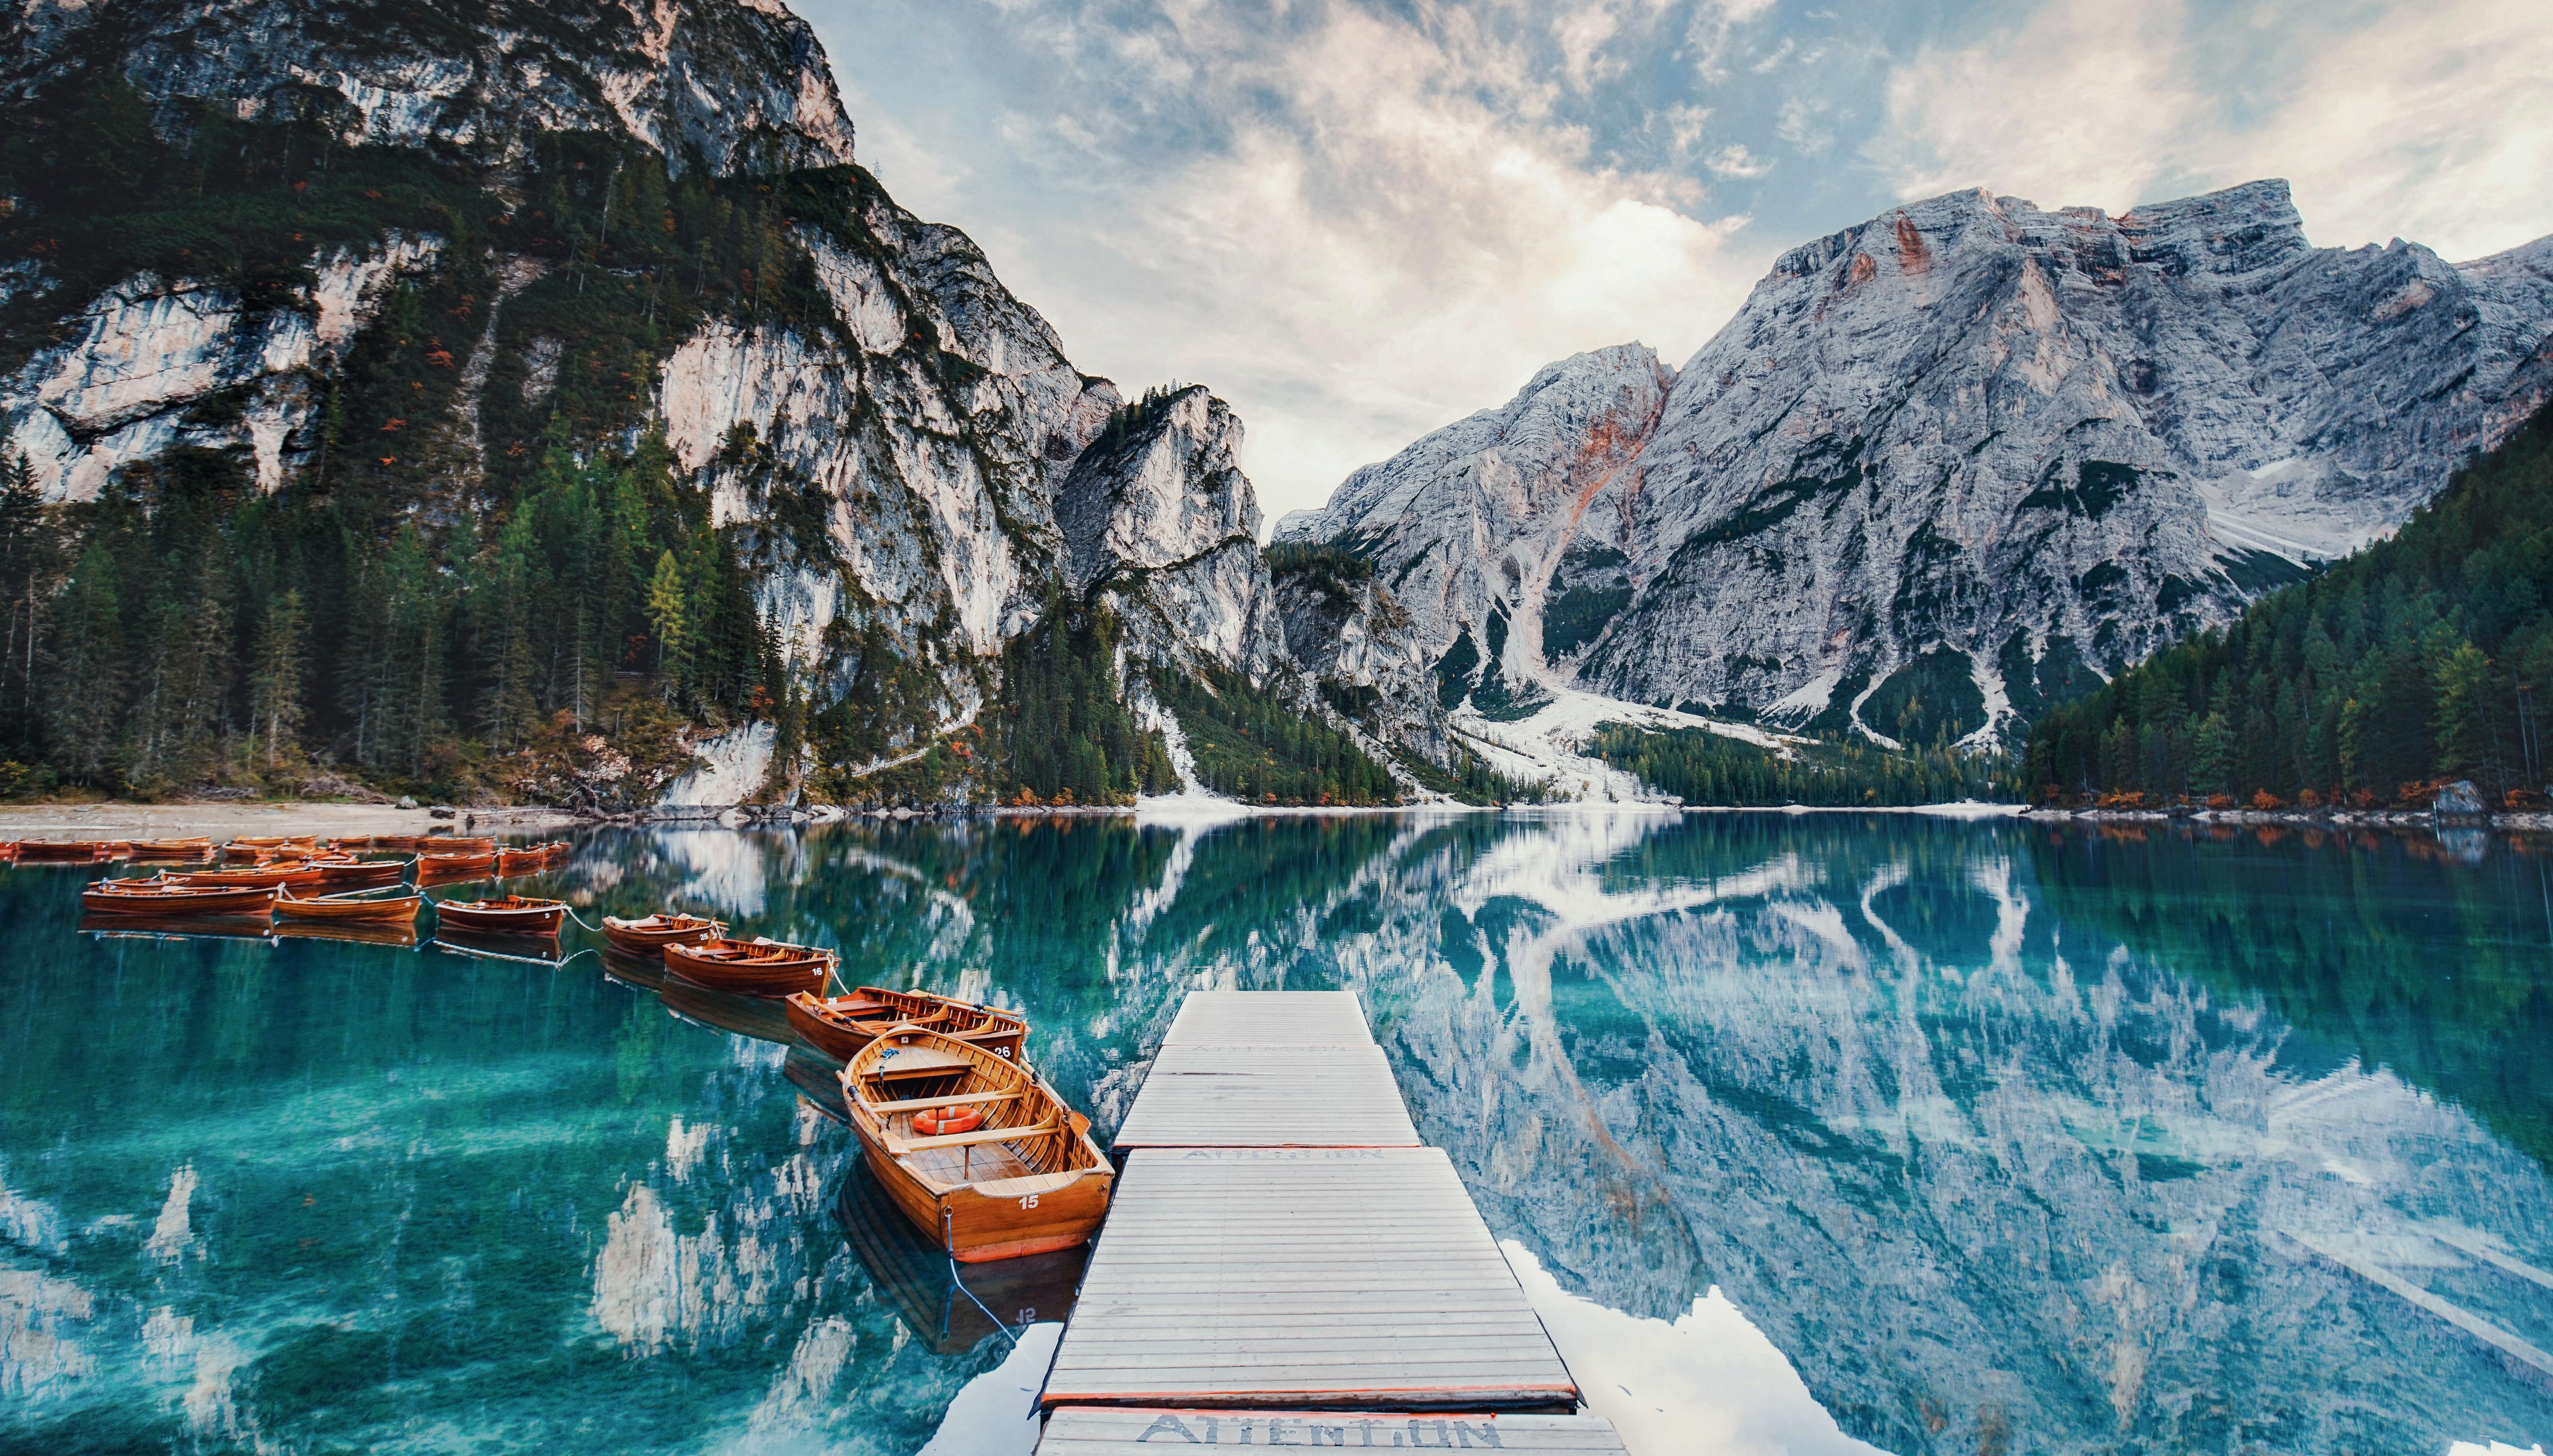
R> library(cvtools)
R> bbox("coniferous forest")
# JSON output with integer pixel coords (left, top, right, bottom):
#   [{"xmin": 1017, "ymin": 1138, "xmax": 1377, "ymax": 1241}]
[
  {"xmin": 0, "ymin": 79, "xmax": 810, "ymax": 802},
  {"xmin": 1590, "ymin": 723, "xmax": 2016, "ymax": 807},
  {"xmin": 0, "ymin": 76, "xmax": 1409, "ymax": 809},
  {"xmin": 2024, "ymin": 403, "xmax": 2553, "ymax": 810}
]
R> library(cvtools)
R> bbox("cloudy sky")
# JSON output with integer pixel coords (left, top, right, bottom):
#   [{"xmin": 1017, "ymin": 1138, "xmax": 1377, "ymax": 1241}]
[{"xmin": 793, "ymin": 0, "xmax": 2553, "ymax": 525}]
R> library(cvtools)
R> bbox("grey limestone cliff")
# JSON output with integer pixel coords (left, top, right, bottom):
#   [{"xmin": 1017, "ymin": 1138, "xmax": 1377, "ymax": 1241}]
[{"xmin": 1280, "ymin": 182, "xmax": 2553, "ymax": 746}]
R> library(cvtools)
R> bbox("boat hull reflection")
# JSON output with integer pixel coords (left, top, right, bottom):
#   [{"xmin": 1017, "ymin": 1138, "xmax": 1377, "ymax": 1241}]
[
  {"xmin": 834, "ymin": 1159, "xmax": 1085, "ymax": 1353},
  {"xmin": 659, "ymin": 976, "xmax": 796, "ymax": 1044},
  {"xmin": 78, "ymin": 913, "xmax": 271, "ymax": 942},
  {"xmin": 433, "ymin": 927, "xmax": 570, "ymax": 966},
  {"xmin": 273, "ymin": 920, "xmax": 421, "ymax": 950}
]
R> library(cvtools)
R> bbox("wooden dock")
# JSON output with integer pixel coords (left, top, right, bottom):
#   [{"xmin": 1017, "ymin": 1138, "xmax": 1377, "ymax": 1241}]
[{"xmin": 1036, "ymin": 990, "xmax": 1617, "ymax": 1446}]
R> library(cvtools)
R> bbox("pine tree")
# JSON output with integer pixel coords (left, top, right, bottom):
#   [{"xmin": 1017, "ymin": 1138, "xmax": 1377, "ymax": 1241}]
[
  {"xmin": 0, "ymin": 438, "xmax": 54, "ymax": 748},
  {"xmin": 246, "ymin": 589, "xmax": 308, "ymax": 769},
  {"xmin": 44, "ymin": 543, "xmax": 126, "ymax": 785},
  {"xmin": 646, "ymin": 547, "xmax": 688, "ymax": 698}
]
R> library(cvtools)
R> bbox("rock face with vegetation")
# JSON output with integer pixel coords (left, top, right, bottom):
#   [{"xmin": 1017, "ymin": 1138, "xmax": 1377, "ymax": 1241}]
[
  {"xmin": 0, "ymin": 0, "xmax": 1421, "ymax": 808},
  {"xmin": 2025, "ymin": 401, "xmax": 2553, "ymax": 810},
  {"xmin": 1280, "ymin": 182, "xmax": 2553, "ymax": 749}
]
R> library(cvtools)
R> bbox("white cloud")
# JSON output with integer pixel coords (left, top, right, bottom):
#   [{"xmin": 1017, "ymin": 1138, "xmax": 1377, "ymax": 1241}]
[
  {"xmin": 1871, "ymin": 0, "xmax": 2197, "ymax": 212},
  {"xmin": 1872, "ymin": 0, "xmax": 2553, "ymax": 260},
  {"xmin": 905, "ymin": 2, "xmax": 1763, "ymax": 521},
  {"xmin": 1705, "ymin": 142, "xmax": 1771, "ymax": 178}
]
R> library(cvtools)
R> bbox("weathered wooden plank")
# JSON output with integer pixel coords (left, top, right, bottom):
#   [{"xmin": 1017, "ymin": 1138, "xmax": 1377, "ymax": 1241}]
[
  {"xmin": 1041, "ymin": 1147, "xmax": 1576, "ymax": 1410},
  {"xmin": 1037, "ymin": 1407, "xmax": 1628, "ymax": 1451},
  {"xmin": 1113, "ymin": 1043, "xmax": 1421, "ymax": 1152},
  {"xmin": 1159, "ymin": 990, "xmax": 1372, "ymax": 1047}
]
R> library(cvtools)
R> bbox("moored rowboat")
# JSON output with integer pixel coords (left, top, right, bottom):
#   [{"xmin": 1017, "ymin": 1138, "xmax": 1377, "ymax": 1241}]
[
  {"xmin": 496, "ymin": 841, "xmax": 570, "ymax": 874},
  {"xmin": 434, "ymin": 894, "xmax": 566, "ymax": 935},
  {"xmin": 663, "ymin": 937, "xmax": 836, "ymax": 998},
  {"xmin": 275, "ymin": 886, "xmax": 424, "ymax": 925},
  {"xmin": 315, "ymin": 857, "xmax": 410, "ymax": 889},
  {"xmin": 599, "ymin": 912, "xmax": 728, "ymax": 959},
  {"xmin": 82, "ymin": 878, "xmax": 280, "ymax": 915},
  {"xmin": 174, "ymin": 861, "xmax": 339, "ymax": 888},
  {"xmin": 224, "ymin": 835, "xmax": 317, "ymax": 862},
  {"xmin": 786, "ymin": 986, "xmax": 1029, "ymax": 1063},
  {"xmin": 839, "ymin": 1025, "xmax": 1110, "ymax": 1263},
  {"xmin": 19, "ymin": 840, "xmax": 118, "ymax": 863},
  {"xmin": 416, "ymin": 850, "xmax": 496, "ymax": 876}
]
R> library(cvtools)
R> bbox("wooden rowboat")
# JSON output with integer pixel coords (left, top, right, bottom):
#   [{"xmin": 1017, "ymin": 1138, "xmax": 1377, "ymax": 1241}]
[
  {"xmin": 787, "ymin": 986, "xmax": 1029, "ymax": 1063},
  {"xmin": 174, "ymin": 861, "xmax": 335, "ymax": 888},
  {"xmin": 275, "ymin": 886, "xmax": 424, "ymax": 925},
  {"xmin": 426, "ymin": 836, "xmax": 497, "ymax": 853},
  {"xmin": 839, "ymin": 1025, "xmax": 1110, "ymax": 1263},
  {"xmin": 599, "ymin": 912, "xmax": 728, "ymax": 959},
  {"xmin": 434, "ymin": 894, "xmax": 566, "ymax": 935},
  {"xmin": 224, "ymin": 835, "xmax": 317, "ymax": 863},
  {"xmin": 315, "ymin": 857, "xmax": 410, "ymax": 888},
  {"xmin": 19, "ymin": 840, "xmax": 116, "ymax": 863},
  {"xmin": 416, "ymin": 850, "xmax": 496, "ymax": 876},
  {"xmin": 495, "ymin": 841, "xmax": 569, "ymax": 875},
  {"xmin": 82, "ymin": 878, "xmax": 279, "ymax": 915},
  {"xmin": 663, "ymin": 936, "xmax": 836, "ymax": 998}
]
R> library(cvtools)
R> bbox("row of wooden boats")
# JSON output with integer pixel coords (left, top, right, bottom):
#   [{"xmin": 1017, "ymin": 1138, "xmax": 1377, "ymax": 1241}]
[
  {"xmin": 73, "ymin": 837, "xmax": 575, "ymax": 934},
  {"xmin": 60, "ymin": 837, "xmax": 1109, "ymax": 1266},
  {"xmin": 583, "ymin": 915, "xmax": 1108, "ymax": 1263},
  {"xmin": 9, "ymin": 834, "xmax": 566, "ymax": 874}
]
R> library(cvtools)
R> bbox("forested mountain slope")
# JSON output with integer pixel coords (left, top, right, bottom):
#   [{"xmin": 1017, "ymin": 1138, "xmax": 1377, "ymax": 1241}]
[
  {"xmin": 0, "ymin": 0, "xmax": 1445, "ymax": 807},
  {"xmin": 2024, "ymin": 402, "xmax": 2553, "ymax": 807}
]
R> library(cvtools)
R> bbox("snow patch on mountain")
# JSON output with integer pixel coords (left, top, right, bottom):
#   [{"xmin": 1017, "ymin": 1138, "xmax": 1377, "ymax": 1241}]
[{"xmin": 1448, "ymin": 689, "xmax": 1799, "ymax": 803}]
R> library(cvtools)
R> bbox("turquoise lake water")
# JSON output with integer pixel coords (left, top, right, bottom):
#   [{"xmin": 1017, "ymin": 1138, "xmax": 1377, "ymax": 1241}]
[{"xmin": 2, "ymin": 811, "xmax": 2551, "ymax": 1454}]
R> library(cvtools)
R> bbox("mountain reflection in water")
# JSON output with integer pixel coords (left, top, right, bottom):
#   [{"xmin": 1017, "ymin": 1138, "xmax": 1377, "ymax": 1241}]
[{"xmin": 1, "ymin": 812, "xmax": 2548, "ymax": 1454}]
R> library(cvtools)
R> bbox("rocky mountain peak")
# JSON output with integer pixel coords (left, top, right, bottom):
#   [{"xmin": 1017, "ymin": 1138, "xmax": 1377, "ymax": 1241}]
[
  {"xmin": 2, "ymin": 0, "xmax": 858, "ymax": 176},
  {"xmin": 1058, "ymin": 386, "xmax": 1258, "ymax": 596},
  {"xmin": 1280, "ymin": 180, "xmax": 2553, "ymax": 748}
]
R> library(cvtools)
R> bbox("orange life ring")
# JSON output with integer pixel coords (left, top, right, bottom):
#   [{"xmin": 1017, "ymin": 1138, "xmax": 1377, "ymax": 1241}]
[{"xmin": 912, "ymin": 1106, "xmax": 982, "ymax": 1137}]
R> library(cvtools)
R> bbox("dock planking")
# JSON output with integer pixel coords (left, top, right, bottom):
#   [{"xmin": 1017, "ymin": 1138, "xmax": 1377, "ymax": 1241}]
[
  {"xmin": 1110, "ymin": 1044, "xmax": 1420, "ymax": 1151},
  {"xmin": 1040, "ymin": 1147, "xmax": 1577, "ymax": 1409},
  {"xmin": 1159, "ymin": 990, "xmax": 1372, "ymax": 1047},
  {"xmin": 1037, "ymin": 1407, "xmax": 1629, "ymax": 1451},
  {"xmin": 1034, "ymin": 989, "xmax": 1609, "ymax": 1446}
]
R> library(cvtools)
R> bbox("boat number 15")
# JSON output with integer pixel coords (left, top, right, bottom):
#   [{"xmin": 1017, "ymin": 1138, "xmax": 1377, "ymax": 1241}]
[{"xmin": 1018, "ymin": 1194, "xmax": 1040, "ymax": 1210}]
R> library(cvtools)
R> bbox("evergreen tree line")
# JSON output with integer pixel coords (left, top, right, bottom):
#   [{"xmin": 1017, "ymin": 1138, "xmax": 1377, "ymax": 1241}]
[
  {"xmin": 0, "ymin": 429, "xmax": 775, "ymax": 798},
  {"xmin": 2024, "ymin": 405, "xmax": 2553, "ymax": 809},
  {"xmin": 983, "ymin": 610, "xmax": 1178, "ymax": 807},
  {"xmin": 1154, "ymin": 666, "xmax": 1399, "ymax": 806},
  {"xmin": 1590, "ymin": 723, "xmax": 2017, "ymax": 807}
]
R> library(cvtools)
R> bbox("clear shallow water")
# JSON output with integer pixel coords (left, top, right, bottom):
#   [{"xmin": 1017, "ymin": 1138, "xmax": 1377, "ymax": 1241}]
[{"xmin": 2, "ymin": 812, "xmax": 2551, "ymax": 1455}]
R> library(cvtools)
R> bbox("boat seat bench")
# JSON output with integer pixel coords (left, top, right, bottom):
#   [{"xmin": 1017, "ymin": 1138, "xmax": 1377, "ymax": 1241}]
[
  {"xmin": 867, "ymin": 1089, "xmax": 1027, "ymax": 1114},
  {"xmin": 892, "ymin": 1119, "xmax": 1061, "ymax": 1153}
]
